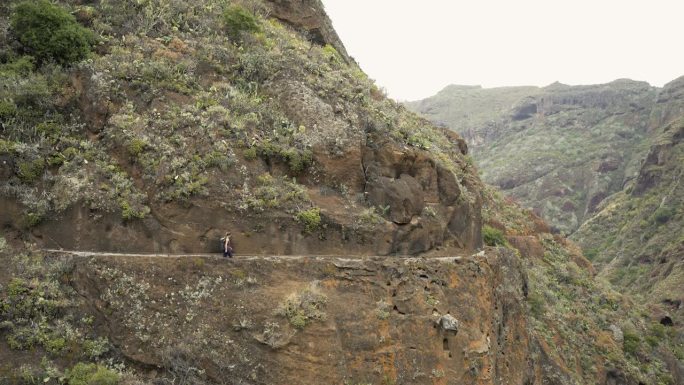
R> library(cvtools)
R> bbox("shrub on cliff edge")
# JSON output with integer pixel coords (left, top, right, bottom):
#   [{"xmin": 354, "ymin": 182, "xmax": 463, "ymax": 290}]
[
  {"xmin": 482, "ymin": 225, "xmax": 507, "ymax": 247},
  {"xmin": 296, "ymin": 208, "xmax": 321, "ymax": 233},
  {"xmin": 222, "ymin": 5, "xmax": 260, "ymax": 41}
]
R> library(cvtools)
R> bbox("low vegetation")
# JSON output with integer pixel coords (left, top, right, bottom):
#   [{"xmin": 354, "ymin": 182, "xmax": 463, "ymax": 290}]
[
  {"xmin": 407, "ymin": 81, "xmax": 658, "ymax": 234},
  {"xmin": 0, "ymin": 0, "xmax": 679, "ymax": 383},
  {"xmin": 0, "ymin": 250, "xmax": 125, "ymax": 383},
  {"xmin": 278, "ymin": 283, "xmax": 327, "ymax": 329},
  {"xmin": 574, "ymin": 120, "xmax": 683, "ymax": 302},
  {"xmin": 64, "ymin": 363, "xmax": 120, "ymax": 385}
]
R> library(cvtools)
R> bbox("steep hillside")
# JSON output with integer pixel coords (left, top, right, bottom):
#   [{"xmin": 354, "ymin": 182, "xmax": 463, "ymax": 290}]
[
  {"xmin": 483, "ymin": 186, "xmax": 683, "ymax": 385},
  {"xmin": 574, "ymin": 116, "xmax": 683, "ymax": 333},
  {"xmin": 407, "ymin": 80, "xmax": 661, "ymax": 234},
  {"xmin": 0, "ymin": 0, "xmax": 482, "ymax": 256}
]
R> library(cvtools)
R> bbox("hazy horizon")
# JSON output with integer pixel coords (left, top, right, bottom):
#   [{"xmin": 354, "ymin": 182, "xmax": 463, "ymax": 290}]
[{"xmin": 322, "ymin": 0, "xmax": 684, "ymax": 101}]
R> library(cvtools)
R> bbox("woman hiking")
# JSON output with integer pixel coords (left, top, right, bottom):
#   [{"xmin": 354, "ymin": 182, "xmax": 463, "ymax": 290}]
[{"xmin": 221, "ymin": 232, "xmax": 233, "ymax": 258}]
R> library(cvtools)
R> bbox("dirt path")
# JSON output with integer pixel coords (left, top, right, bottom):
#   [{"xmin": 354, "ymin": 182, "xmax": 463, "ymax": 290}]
[{"xmin": 42, "ymin": 249, "xmax": 470, "ymax": 262}]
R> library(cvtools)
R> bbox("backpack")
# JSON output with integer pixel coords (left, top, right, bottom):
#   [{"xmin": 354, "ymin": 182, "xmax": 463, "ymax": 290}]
[{"xmin": 219, "ymin": 237, "xmax": 225, "ymax": 252}]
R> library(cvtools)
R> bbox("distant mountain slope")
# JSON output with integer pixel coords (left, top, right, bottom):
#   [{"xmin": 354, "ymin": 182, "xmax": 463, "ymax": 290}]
[
  {"xmin": 573, "ymin": 114, "xmax": 684, "ymax": 381},
  {"xmin": 405, "ymin": 84, "xmax": 542, "ymax": 147},
  {"xmin": 574, "ymin": 115, "xmax": 683, "ymax": 322},
  {"xmin": 407, "ymin": 79, "xmax": 665, "ymax": 234}
]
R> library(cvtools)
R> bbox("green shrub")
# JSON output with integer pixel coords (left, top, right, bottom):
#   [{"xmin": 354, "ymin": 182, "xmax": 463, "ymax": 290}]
[
  {"xmin": 527, "ymin": 292, "xmax": 544, "ymax": 318},
  {"xmin": 321, "ymin": 44, "xmax": 341, "ymax": 64},
  {"xmin": 65, "ymin": 363, "xmax": 119, "ymax": 385},
  {"xmin": 653, "ymin": 207, "xmax": 674, "ymax": 224},
  {"xmin": 3, "ymin": 277, "xmax": 61, "ymax": 319},
  {"xmin": 62, "ymin": 147, "xmax": 79, "ymax": 160},
  {"xmin": 204, "ymin": 150, "xmax": 233, "ymax": 171},
  {"xmin": 82, "ymin": 337, "xmax": 110, "ymax": 359},
  {"xmin": 0, "ymin": 101, "xmax": 18, "ymax": 119},
  {"xmin": 482, "ymin": 225, "xmax": 506, "ymax": 246},
  {"xmin": 289, "ymin": 313, "xmax": 306, "ymax": 329},
  {"xmin": 48, "ymin": 153, "xmax": 66, "ymax": 166},
  {"xmin": 119, "ymin": 200, "xmax": 149, "ymax": 221},
  {"xmin": 255, "ymin": 142, "xmax": 312, "ymax": 173},
  {"xmin": 583, "ymin": 247, "xmax": 599, "ymax": 261},
  {"xmin": 17, "ymin": 158, "xmax": 45, "ymax": 182},
  {"xmin": 10, "ymin": 0, "xmax": 94, "ymax": 66},
  {"xmin": 0, "ymin": 139, "xmax": 17, "ymax": 154},
  {"xmin": 357, "ymin": 207, "xmax": 384, "ymax": 227},
  {"xmin": 243, "ymin": 147, "xmax": 257, "ymax": 160},
  {"xmin": 7, "ymin": 326, "xmax": 39, "ymax": 350},
  {"xmin": 44, "ymin": 336, "xmax": 66, "ymax": 354},
  {"xmin": 127, "ymin": 138, "xmax": 146, "ymax": 157},
  {"xmin": 279, "ymin": 284, "xmax": 327, "ymax": 329},
  {"xmin": 0, "ymin": 55, "xmax": 35, "ymax": 76},
  {"xmin": 623, "ymin": 330, "xmax": 640, "ymax": 356},
  {"xmin": 222, "ymin": 5, "xmax": 260, "ymax": 41},
  {"xmin": 296, "ymin": 208, "xmax": 321, "ymax": 233},
  {"xmin": 283, "ymin": 148, "xmax": 313, "ymax": 173},
  {"xmin": 649, "ymin": 322, "xmax": 666, "ymax": 339},
  {"xmin": 36, "ymin": 120, "xmax": 61, "ymax": 138},
  {"xmin": 25, "ymin": 212, "xmax": 43, "ymax": 227}
]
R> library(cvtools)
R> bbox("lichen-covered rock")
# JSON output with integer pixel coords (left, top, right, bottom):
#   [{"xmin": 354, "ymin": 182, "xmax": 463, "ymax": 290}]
[
  {"xmin": 609, "ymin": 324, "xmax": 624, "ymax": 345},
  {"xmin": 437, "ymin": 313, "xmax": 459, "ymax": 332}
]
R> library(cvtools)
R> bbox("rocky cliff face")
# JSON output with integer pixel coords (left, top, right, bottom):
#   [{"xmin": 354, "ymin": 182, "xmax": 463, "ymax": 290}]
[
  {"xmin": 65, "ymin": 251, "xmax": 531, "ymax": 385},
  {"xmin": 262, "ymin": 0, "xmax": 352, "ymax": 63},
  {"xmin": 406, "ymin": 80, "xmax": 661, "ymax": 234},
  {"xmin": 2, "ymin": 244, "xmax": 675, "ymax": 385}
]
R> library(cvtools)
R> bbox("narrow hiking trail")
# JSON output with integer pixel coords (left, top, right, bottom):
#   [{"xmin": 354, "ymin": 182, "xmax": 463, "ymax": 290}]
[{"xmin": 42, "ymin": 249, "xmax": 472, "ymax": 262}]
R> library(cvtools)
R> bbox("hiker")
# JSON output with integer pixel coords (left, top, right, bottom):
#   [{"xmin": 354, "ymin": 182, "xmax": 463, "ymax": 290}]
[{"xmin": 221, "ymin": 232, "xmax": 233, "ymax": 258}]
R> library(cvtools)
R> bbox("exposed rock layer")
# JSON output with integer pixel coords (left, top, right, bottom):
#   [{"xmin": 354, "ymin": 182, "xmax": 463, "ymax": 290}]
[{"xmin": 66, "ymin": 251, "xmax": 532, "ymax": 385}]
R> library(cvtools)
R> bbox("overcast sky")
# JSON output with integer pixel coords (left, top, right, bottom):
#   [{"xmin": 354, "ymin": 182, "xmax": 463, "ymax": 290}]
[{"xmin": 321, "ymin": 0, "xmax": 684, "ymax": 101}]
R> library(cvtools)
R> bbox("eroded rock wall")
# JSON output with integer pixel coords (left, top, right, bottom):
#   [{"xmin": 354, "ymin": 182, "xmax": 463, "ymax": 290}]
[
  {"xmin": 67, "ymin": 250, "xmax": 531, "ymax": 384},
  {"xmin": 263, "ymin": 0, "xmax": 351, "ymax": 62}
]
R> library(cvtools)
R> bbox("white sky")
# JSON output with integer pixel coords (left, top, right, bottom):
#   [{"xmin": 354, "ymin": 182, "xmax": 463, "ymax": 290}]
[{"xmin": 321, "ymin": 0, "xmax": 684, "ymax": 101}]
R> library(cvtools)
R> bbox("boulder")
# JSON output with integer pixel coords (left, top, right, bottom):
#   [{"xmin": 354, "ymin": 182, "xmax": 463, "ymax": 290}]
[
  {"xmin": 608, "ymin": 324, "xmax": 624, "ymax": 345},
  {"xmin": 436, "ymin": 165, "xmax": 461, "ymax": 205},
  {"xmin": 437, "ymin": 314, "xmax": 459, "ymax": 332},
  {"xmin": 367, "ymin": 174, "xmax": 424, "ymax": 224}
]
